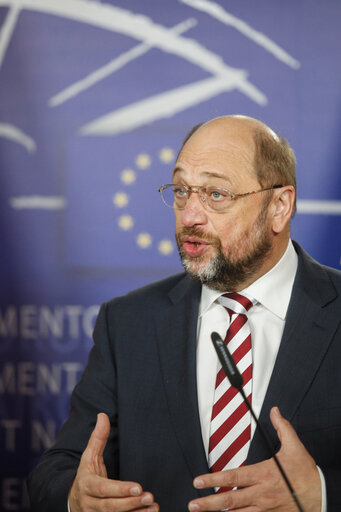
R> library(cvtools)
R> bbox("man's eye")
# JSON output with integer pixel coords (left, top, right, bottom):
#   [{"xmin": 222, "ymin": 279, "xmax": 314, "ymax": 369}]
[
  {"xmin": 209, "ymin": 189, "xmax": 226, "ymax": 200},
  {"xmin": 174, "ymin": 187, "xmax": 187, "ymax": 197}
]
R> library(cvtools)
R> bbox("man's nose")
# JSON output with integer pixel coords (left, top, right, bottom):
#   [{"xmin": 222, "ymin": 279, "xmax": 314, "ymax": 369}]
[{"xmin": 180, "ymin": 192, "xmax": 208, "ymax": 227}]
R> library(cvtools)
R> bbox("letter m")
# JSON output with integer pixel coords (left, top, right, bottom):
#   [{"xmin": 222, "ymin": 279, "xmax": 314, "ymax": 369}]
[{"xmin": 0, "ymin": 307, "xmax": 17, "ymax": 337}]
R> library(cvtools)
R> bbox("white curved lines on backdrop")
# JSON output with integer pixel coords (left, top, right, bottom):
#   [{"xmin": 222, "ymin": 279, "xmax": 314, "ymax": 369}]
[
  {"xmin": 297, "ymin": 200, "xmax": 341, "ymax": 215},
  {"xmin": 0, "ymin": 0, "xmax": 257, "ymax": 78},
  {"xmin": 0, "ymin": 123, "xmax": 36, "ymax": 152},
  {"xmin": 115, "ymin": 148, "xmax": 175, "ymax": 257},
  {"xmin": 9, "ymin": 196, "xmax": 66, "ymax": 209},
  {"xmin": 0, "ymin": 0, "xmax": 269, "ymax": 133},
  {"xmin": 0, "ymin": 4, "xmax": 21, "ymax": 69},
  {"xmin": 179, "ymin": 0, "xmax": 300, "ymax": 69},
  {"xmin": 79, "ymin": 75, "xmax": 266, "ymax": 136},
  {"xmin": 49, "ymin": 17, "xmax": 198, "ymax": 107},
  {"xmin": 0, "ymin": 9, "xmax": 36, "ymax": 152}
]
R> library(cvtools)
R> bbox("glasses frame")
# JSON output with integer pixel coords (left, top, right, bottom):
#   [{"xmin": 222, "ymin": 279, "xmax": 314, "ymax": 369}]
[{"xmin": 158, "ymin": 183, "xmax": 283, "ymax": 213}]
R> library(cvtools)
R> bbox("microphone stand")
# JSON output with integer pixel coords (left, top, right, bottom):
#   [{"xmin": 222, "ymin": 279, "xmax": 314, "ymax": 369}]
[{"xmin": 211, "ymin": 331, "xmax": 305, "ymax": 512}]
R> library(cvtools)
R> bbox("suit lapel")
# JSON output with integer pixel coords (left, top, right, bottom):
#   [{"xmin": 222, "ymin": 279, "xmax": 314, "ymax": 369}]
[
  {"xmin": 247, "ymin": 244, "xmax": 341, "ymax": 464},
  {"xmin": 155, "ymin": 276, "xmax": 211, "ymax": 495}
]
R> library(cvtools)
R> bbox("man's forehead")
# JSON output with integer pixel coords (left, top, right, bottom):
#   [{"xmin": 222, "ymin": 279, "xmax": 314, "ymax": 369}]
[
  {"xmin": 175, "ymin": 125, "xmax": 255, "ymax": 175},
  {"xmin": 196, "ymin": 114, "xmax": 269, "ymax": 135},
  {"xmin": 172, "ymin": 165, "xmax": 234, "ymax": 185},
  {"xmin": 178, "ymin": 117, "xmax": 257, "ymax": 161}
]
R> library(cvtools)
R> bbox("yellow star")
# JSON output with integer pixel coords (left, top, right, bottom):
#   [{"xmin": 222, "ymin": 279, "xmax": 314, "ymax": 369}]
[
  {"xmin": 118, "ymin": 215, "xmax": 134, "ymax": 230},
  {"xmin": 136, "ymin": 232, "xmax": 152, "ymax": 249},
  {"xmin": 158, "ymin": 239, "xmax": 174, "ymax": 255},
  {"xmin": 135, "ymin": 153, "xmax": 151, "ymax": 169},
  {"xmin": 113, "ymin": 192, "xmax": 129, "ymax": 208},
  {"xmin": 120, "ymin": 168, "xmax": 136, "ymax": 185},
  {"xmin": 159, "ymin": 147, "xmax": 175, "ymax": 164}
]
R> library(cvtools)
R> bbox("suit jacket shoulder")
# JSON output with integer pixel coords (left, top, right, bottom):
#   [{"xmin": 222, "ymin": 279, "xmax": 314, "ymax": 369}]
[
  {"xmin": 293, "ymin": 240, "xmax": 341, "ymax": 295},
  {"xmin": 105, "ymin": 271, "xmax": 199, "ymax": 309}
]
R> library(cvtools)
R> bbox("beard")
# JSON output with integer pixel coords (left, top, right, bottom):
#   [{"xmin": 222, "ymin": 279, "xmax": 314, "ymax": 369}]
[{"xmin": 176, "ymin": 205, "xmax": 272, "ymax": 292}]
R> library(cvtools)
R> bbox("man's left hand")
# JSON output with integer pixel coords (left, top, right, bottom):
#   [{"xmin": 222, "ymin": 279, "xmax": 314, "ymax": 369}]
[{"xmin": 188, "ymin": 407, "xmax": 321, "ymax": 511}]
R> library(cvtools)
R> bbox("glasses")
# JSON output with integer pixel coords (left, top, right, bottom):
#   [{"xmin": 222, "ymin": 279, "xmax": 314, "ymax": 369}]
[{"xmin": 158, "ymin": 184, "xmax": 283, "ymax": 213}]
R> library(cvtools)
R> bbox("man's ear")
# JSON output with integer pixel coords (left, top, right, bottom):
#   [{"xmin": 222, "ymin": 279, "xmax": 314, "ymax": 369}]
[{"xmin": 270, "ymin": 186, "xmax": 295, "ymax": 234}]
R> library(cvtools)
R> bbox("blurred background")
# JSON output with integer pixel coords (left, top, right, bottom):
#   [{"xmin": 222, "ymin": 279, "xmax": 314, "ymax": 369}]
[{"xmin": 0, "ymin": 1, "xmax": 340, "ymax": 509}]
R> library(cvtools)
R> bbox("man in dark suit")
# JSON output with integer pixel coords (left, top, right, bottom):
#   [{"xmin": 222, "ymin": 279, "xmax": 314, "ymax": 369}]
[{"xmin": 28, "ymin": 116, "xmax": 341, "ymax": 512}]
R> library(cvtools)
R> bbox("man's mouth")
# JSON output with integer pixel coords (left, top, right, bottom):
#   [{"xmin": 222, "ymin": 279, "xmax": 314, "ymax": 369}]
[{"xmin": 181, "ymin": 236, "xmax": 211, "ymax": 258}]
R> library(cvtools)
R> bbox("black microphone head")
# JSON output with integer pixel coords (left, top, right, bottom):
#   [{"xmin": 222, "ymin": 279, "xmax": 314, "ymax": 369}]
[
  {"xmin": 211, "ymin": 331, "xmax": 243, "ymax": 389},
  {"xmin": 211, "ymin": 331, "xmax": 222, "ymax": 345}
]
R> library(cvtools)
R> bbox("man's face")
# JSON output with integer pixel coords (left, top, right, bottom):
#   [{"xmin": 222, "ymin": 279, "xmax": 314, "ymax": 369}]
[{"xmin": 174, "ymin": 119, "xmax": 275, "ymax": 292}]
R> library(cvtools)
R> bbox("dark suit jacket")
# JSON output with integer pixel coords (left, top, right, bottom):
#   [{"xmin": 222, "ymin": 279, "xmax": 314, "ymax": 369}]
[{"xmin": 28, "ymin": 243, "xmax": 341, "ymax": 511}]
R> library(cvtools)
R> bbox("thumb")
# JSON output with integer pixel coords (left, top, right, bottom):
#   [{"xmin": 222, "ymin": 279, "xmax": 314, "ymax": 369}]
[
  {"xmin": 270, "ymin": 406, "xmax": 303, "ymax": 456},
  {"xmin": 82, "ymin": 412, "xmax": 110, "ymax": 476}
]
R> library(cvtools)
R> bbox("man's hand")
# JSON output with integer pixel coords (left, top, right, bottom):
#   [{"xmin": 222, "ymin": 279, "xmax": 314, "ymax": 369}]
[
  {"xmin": 188, "ymin": 407, "xmax": 321, "ymax": 511},
  {"xmin": 69, "ymin": 413, "xmax": 159, "ymax": 512}
]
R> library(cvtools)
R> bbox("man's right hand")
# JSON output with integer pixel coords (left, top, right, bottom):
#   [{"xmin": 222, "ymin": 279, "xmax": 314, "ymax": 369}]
[{"xmin": 68, "ymin": 413, "xmax": 159, "ymax": 512}]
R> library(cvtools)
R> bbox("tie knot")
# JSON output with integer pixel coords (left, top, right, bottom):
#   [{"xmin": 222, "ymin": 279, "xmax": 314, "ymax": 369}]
[{"xmin": 218, "ymin": 292, "xmax": 254, "ymax": 315}]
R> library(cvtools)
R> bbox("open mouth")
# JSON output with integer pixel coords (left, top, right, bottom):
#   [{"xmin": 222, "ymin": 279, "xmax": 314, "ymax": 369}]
[{"xmin": 182, "ymin": 236, "xmax": 211, "ymax": 258}]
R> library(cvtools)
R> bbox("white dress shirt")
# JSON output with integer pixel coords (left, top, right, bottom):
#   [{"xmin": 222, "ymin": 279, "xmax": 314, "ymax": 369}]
[{"xmin": 196, "ymin": 240, "xmax": 326, "ymax": 510}]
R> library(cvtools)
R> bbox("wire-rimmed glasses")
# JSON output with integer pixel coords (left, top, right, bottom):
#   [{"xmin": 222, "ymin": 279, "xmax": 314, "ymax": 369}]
[{"xmin": 158, "ymin": 184, "xmax": 282, "ymax": 213}]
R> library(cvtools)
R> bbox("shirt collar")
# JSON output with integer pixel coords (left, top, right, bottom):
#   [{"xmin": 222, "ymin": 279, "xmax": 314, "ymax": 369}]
[{"xmin": 199, "ymin": 240, "xmax": 298, "ymax": 320}]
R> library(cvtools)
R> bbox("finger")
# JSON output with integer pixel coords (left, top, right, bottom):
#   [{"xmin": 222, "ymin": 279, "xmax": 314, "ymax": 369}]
[
  {"xmin": 131, "ymin": 505, "xmax": 159, "ymax": 512},
  {"xmin": 86, "ymin": 413, "xmax": 110, "ymax": 458},
  {"xmin": 82, "ymin": 473, "xmax": 144, "ymax": 499},
  {"xmin": 193, "ymin": 465, "xmax": 262, "ymax": 490},
  {"xmin": 131, "ymin": 508, "xmax": 159, "ymax": 512},
  {"xmin": 188, "ymin": 486, "xmax": 257, "ymax": 512},
  {"xmin": 270, "ymin": 406, "xmax": 306, "ymax": 456},
  {"xmin": 81, "ymin": 413, "xmax": 110, "ymax": 476},
  {"xmin": 82, "ymin": 493, "xmax": 159, "ymax": 512}
]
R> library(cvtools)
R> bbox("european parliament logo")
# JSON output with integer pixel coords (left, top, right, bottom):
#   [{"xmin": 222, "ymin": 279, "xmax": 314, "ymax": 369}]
[{"xmin": 1, "ymin": 0, "xmax": 340, "ymax": 270}]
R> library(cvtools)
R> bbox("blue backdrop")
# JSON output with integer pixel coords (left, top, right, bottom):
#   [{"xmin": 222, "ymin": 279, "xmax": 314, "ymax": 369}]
[{"xmin": 0, "ymin": 1, "xmax": 340, "ymax": 510}]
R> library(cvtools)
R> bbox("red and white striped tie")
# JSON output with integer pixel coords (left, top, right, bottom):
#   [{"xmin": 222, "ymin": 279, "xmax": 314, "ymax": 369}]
[{"xmin": 208, "ymin": 292, "xmax": 254, "ymax": 491}]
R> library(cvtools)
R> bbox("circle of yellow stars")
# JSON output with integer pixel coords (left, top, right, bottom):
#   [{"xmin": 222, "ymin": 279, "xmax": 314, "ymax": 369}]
[{"xmin": 113, "ymin": 148, "xmax": 175, "ymax": 255}]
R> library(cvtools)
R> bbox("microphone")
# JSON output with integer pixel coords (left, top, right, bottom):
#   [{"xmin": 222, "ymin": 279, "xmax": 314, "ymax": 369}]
[{"xmin": 211, "ymin": 331, "xmax": 305, "ymax": 512}]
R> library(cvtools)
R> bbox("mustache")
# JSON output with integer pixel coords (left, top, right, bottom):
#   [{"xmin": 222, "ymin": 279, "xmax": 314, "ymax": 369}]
[{"xmin": 176, "ymin": 226, "xmax": 221, "ymax": 247}]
